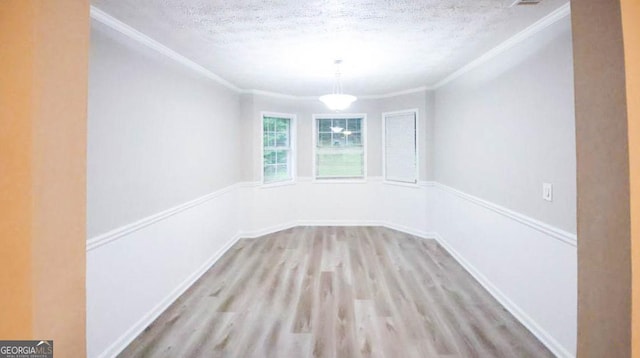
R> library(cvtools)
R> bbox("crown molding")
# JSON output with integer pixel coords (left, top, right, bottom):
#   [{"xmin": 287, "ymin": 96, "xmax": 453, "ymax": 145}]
[
  {"xmin": 90, "ymin": 6, "xmax": 242, "ymax": 93},
  {"xmin": 241, "ymin": 86, "xmax": 431, "ymax": 100},
  {"xmin": 431, "ymin": 2, "xmax": 571, "ymax": 89},
  {"xmin": 91, "ymin": 3, "xmax": 570, "ymax": 99},
  {"xmin": 240, "ymin": 89, "xmax": 317, "ymax": 100},
  {"xmin": 358, "ymin": 86, "xmax": 432, "ymax": 99},
  {"xmin": 90, "ymin": 6, "xmax": 432, "ymax": 100}
]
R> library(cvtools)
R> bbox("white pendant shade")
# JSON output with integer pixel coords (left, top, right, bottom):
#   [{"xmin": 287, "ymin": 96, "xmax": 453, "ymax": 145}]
[
  {"xmin": 320, "ymin": 60, "xmax": 357, "ymax": 111},
  {"xmin": 319, "ymin": 94, "xmax": 357, "ymax": 111}
]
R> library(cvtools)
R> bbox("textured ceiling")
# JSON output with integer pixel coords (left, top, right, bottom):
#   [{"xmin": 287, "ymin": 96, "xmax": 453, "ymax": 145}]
[{"xmin": 91, "ymin": 0, "xmax": 569, "ymax": 96}]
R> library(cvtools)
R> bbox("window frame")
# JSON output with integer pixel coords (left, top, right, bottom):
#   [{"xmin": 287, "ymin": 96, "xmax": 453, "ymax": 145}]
[
  {"xmin": 261, "ymin": 111, "xmax": 297, "ymax": 186},
  {"xmin": 382, "ymin": 108, "xmax": 419, "ymax": 186},
  {"xmin": 312, "ymin": 113, "xmax": 367, "ymax": 182}
]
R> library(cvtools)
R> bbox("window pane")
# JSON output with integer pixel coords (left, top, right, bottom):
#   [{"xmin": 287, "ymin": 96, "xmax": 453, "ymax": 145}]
[
  {"xmin": 276, "ymin": 150, "xmax": 288, "ymax": 164},
  {"xmin": 275, "ymin": 165, "xmax": 288, "ymax": 180},
  {"xmin": 263, "ymin": 115, "xmax": 293, "ymax": 183},
  {"xmin": 347, "ymin": 133, "xmax": 361, "ymax": 146},
  {"xmin": 347, "ymin": 119, "xmax": 361, "ymax": 132},
  {"xmin": 276, "ymin": 118, "xmax": 288, "ymax": 132},
  {"xmin": 264, "ymin": 165, "xmax": 276, "ymax": 181},
  {"xmin": 332, "ymin": 133, "xmax": 346, "ymax": 147},
  {"xmin": 276, "ymin": 132, "xmax": 288, "ymax": 147},
  {"xmin": 264, "ymin": 150, "xmax": 276, "ymax": 165},
  {"xmin": 264, "ymin": 132, "xmax": 276, "ymax": 147},
  {"xmin": 314, "ymin": 117, "xmax": 364, "ymax": 179},
  {"xmin": 316, "ymin": 151, "xmax": 364, "ymax": 178},
  {"xmin": 318, "ymin": 133, "xmax": 332, "ymax": 147},
  {"xmin": 318, "ymin": 119, "xmax": 332, "ymax": 133},
  {"xmin": 333, "ymin": 119, "xmax": 346, "ymax": 131},
  {"xmin": 265, "ymin": 117, "xmax": 278, "ymax": 132}
]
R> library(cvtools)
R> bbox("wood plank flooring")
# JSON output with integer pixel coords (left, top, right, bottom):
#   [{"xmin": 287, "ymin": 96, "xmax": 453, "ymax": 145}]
[{"xmin": 119, "ymin": 226, "xmax": 553, "ymax": 358}]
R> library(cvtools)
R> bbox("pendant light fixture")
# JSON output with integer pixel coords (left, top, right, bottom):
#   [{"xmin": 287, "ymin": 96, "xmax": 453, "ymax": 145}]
[{"xmin": 319, "ymin": 60, "xmax": 357, "ymax": 111}]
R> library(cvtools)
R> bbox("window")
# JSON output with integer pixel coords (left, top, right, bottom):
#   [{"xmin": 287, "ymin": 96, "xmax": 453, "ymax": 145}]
[
  {"xmin": 262, "ymin": 113, "xmax": 295, "ymax": 184},
  {"xmin": 383, "ymin": 109, "xmax": 418, "ymax": 184},
  {"xmin": 314, "ymin": 114, "xmax": 366, "ymax": 180}
]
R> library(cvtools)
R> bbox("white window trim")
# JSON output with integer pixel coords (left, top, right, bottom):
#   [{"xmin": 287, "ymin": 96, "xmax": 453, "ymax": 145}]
[
  {"xmin": 382, "ymin": 108, "xmax": 419, "ymax": 187},
  {"xmin": 312, "ymin": 113, "xmax": 367, "ymax": 182},
  {"xmin": 261, "ymin": 111, "xmax": 297, "ymax": 187}
]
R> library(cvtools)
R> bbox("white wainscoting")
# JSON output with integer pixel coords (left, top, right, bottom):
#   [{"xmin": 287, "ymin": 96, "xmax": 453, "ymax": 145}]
[
  {"xmin": 86, "ymin": 179, "xmax": 576, "ymax": 358},
  {"xmin": 86, "ymin": 184, "xmax": 242, "ymax": 358},
  {"xmin": 431, "ymin": 183, "xmax": 577, "ymax": 357},
  {"xmin": 237, "ymin": 177, "xmax": 433, "ymax": 238}
]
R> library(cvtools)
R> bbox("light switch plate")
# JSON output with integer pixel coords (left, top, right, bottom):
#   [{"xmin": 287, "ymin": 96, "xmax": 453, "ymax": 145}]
[{"xmin": 543, "ymin": 183, "xmax": 553, "ymax": 202}]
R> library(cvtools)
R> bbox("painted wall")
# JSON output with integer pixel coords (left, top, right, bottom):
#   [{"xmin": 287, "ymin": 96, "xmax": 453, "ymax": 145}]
[
  {"xmin": 88, "ymin": 20, "xmax": 242, "ymax": 238},
  {"xmin": 0, "ymin": 0, "xmax": 89, "ymax": 356},
  {"xmin": 243, "ymin": 91, "xmax": 432, "ymax": 182},
  {"xmin": 0, "ymin": 0, "xmax": 36, "ymax": 339},
  {"xmin": 87, "ymin": 18, "xmax": 244, "ymax": 357},
  {"xmin": 432, "ymin": 15, "xmax": 577, "ymax": 356},
  {"xmin": 620, "ymin": 0, "xmax": 640, "ymax": 357},
  {"xmin": 434, "ymin": 17, "xmax": 576, "ymax": 234}
]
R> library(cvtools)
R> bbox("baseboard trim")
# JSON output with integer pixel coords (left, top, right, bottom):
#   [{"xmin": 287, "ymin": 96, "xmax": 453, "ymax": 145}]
[
  {"xmin": 238, "ymin": 220, "xmax": 431, "ymax": 240},
  {"xmin": 432, "ymin": 232, "xmax": 574, "ymax": 358},
  {"xmin": 240, "ymin": 221, "xmax": 575, "ymax": 357},
  {"xmin": 89, "ymin": 181, "xmax": 575, "ymax": 358},
  {"xmin": 380, "ymin": 221, "xmax": 432, "ymax": 239},
  {"xmin": 434, "ymin": 183, "xmax": 577, "ymax": 247},
  {"xmin": 87, "ymin": 183, "xmax": 240, "ymax": 251},
  {"xmin": 96, "ymin": 234, "xmax": 241, "ymax": 358},
  {"xmin": 238, "ymin": 220, "xmax": 383, "ymax": 239},
  {"xmin": 93, "ymin": 221, "xmax": 572, "ymax": 358},
  {"xmin": 238, "ymin": 222, "xmax": 299, "ymax": 239},
  {"xmin": 297, "ymin": 219, "xmax": 383, "ymax": 227}
]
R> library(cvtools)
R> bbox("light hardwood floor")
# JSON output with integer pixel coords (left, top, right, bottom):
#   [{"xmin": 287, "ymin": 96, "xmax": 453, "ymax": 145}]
[{"xmin": 119, "ymin": 226, "xmax": 553, "ymax": 358}]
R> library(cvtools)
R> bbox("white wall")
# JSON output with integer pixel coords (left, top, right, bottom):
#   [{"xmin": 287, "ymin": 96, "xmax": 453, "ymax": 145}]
[
  {"xmin": 87, "ymin": 19, "xmax": 244, "ymax": 358},
  {"xmin": 86, "ymin": 187, "xmax": 241, "ymax": 358},
  {"xmin": 432, "ymin": 16, "xmax": 577, "ymax": 356},
  {"xmin": 238, "ymin": 179, "xmax": 432, "ymax": 238},
  {"xmin": 88, "ymin": 20, "xmax": 242, "ymax": 238},
  {"xmin": 432, "ymin": 184, "xmax": 576, "ymax": 357},
  {"xmin": 434, "ymin": 17, "xmax": 576, "ymax": 233}
]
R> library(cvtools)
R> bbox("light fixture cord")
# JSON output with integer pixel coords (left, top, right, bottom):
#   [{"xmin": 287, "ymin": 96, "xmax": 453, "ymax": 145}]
[{"xmin": 334, "ymin": 61, "xmax": 343, "ymax": 95}]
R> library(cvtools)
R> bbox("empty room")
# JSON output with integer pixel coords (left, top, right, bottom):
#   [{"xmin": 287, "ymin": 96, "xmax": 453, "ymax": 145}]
[{"xmin": 1, "ymin": 0, "xmax": 638, "ymax": 357}]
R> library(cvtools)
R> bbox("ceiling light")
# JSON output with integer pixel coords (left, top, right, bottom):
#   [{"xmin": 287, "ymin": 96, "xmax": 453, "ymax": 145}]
[
  {"xmin": 330, "ymin": 126, "xmax": 344, "ymax": 133},
  {"xmin": 319, "ymin": 60, "xmax": 357, "ymax": 111}
]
